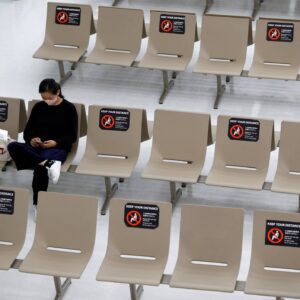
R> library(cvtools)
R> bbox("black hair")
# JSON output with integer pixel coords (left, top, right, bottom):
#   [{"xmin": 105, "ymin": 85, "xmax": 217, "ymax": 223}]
[{"xmin": 39, "ymin": 78, "xmax": 64, "ymax": 98}]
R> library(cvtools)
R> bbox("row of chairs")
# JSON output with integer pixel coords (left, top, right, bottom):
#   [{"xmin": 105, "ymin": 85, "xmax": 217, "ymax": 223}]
[
  {"xmin": 1, "ymin": 188, "xmax": 299, "ymax": 300},
  {"xmin": 3, "ymin": 97, "xmax": 300, "ymax": 215},
  {"xmin": 34, "ymin": 3, "xmax": 300, "ymax": 107}
]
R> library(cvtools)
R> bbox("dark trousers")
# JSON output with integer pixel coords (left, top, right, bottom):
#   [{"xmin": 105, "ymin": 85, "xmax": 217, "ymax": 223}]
[{"xmin": 8, "ymin": 142, "xmax": 68, "ymax": 205}]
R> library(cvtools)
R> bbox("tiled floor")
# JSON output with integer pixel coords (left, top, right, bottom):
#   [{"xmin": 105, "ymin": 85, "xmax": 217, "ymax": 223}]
[{"xmin": 0, "ymin": 0, "xmax": 300, "ymax": 299}]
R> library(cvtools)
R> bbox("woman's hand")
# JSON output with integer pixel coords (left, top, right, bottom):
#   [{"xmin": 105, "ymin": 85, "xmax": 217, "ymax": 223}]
[
  {"xmin": 41, "ymin": 140, "xmax": 57, "ymax": 149},
  {"xmin": 30, "ymin": 137, "xmax": 42, "ymax": 148}
]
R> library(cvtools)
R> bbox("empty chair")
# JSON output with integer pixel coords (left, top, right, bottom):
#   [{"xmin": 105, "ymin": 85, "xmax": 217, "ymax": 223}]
[
  {"xmin": 206, "ymin": 115, "xmax": 275, "ymax": 190},
  {"xmin": 142, "ymin": 109, "xmax": 212, "ymax": 204},
  {"xmin": 0, "ymin": 187, "xmax": 29, "ymax": 270},
  {"xmin": 34, "ymin": 2, "xmax": 95, "ymax": 83},
  {"xmin": 194, "ymin": 14, "xmax": 252, "ymax": 76},
  {"xmin": 86, "ymin": 6, "xmax": 146, "ymax": 67},
  {"xmin": 19, "ymin": 192, "xmax": 98, "ymax": 298},
  {"xmin": 76, "ymin": 105, "xmax": 150, "ymax": 214},
  {"xmin": 96, "ymin": 198, "xmax": 172, "ymax": 299},
  {"xmin": 170, "ymin": 204, "xmax": 244, "ymax": 292},
  {"xmin": 28, "ymin": 100, "xmax": 87, "ymax": 172},
  {"xmin": 272, "ymin": 121, "xmax": 300, "ymax": 195},
  {"xmin": 249, "ymin": 18, "xmax": 300, "ymax": 80},
  {"xmin": 245, "ymin": 210, "xmax": 300, "ymax": 298}
]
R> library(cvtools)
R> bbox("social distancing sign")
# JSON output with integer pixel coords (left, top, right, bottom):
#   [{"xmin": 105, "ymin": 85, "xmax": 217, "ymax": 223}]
[
  {"xmin": 0, "ymin": 190, "xmax": 15, "ymax": 215},
  {"xmin": 159, "ymin": 14, "xmax": 185, "ymax": 34},
  {"xmin": 99, "ymin": 108, "xmax": 130, "ymax": 131},
  {"xmin": 0, "ymin": 101, "xmax": 8, "ymax": 122},
  {"xmin": 267, "ymin": 22, "xmax": 294, "ymax": 42},
  {"xmin": 265, "ymin": 220, "xmax": 300, "ymax": 248},
  {"xmin": 124, "ymin": 203, "xmax": 159, "ymax": 229},
  {"xmin": 228, "ymin": 118, "xmax": 260, "ymax": 142},
  {"xmin": 55, "ymin": 6, "xmax": 81, "ymax": 26}
]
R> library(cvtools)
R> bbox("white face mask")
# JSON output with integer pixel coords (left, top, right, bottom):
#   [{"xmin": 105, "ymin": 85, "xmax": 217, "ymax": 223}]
[{"xmin": 45, "ymin": 100, "xmax": 57, "ymax": 106}]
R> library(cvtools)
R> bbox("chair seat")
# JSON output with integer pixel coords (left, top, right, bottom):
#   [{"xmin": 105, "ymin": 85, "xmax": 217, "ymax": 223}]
[
  {"xmin": 249, "ymin": 63, "xmax": 299, "ymax": 80},
  {"xmin": 170, "ymin": 264, "xmax": 238, "ymax": 292},
  {"xmin": 34, "ymin": 43, "xmax": 86, "ymax": 62},
  {"xmin": 206, "ymin": 167, "xmax": 266, "ymax": 190},
  {"xmin": 142, "ymin": 161, "xmax": 202, "ymax": 183},
  {"xmin": 97, "ymin": 256, "xmax": 165, "ymax": 286},
  {"xmin": 271, "ymin": 172, "xmax": 300, "ymax": 194},
  {"xmin": 245, "ymin": 268, "xmax": 300, "ymax": 298}
]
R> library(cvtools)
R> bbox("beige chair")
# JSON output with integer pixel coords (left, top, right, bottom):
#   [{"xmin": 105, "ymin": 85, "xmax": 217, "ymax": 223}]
[
  {"xmin": 86, "ymin": 6, "xmax": 146, "ymax": 67},
  {"xmin": 76, "ymin": 105, "xmax": 150, "ymax": 215},
  {"xmin": 245, "ymin": 210, "xmax": 300, "ymax": 299},
  {"xmin": 28, "ymin": 100, "xmax": 87, "ymax": 172},
  {"xmin": 206, "ymin": 115, "xmax": 275, "ymax": 190},
  {"xmin": 142, "ymin": 109, "xmax": 212, "ymax": 204},
  {"xmin": 272, "ymin": 121, "xmax": 300, "ymax": 195},
  {"xmin": 96, "ymin": 198, "xmax": 172, "ymax": 300},
  {"xmin": 170, "ymin": 204, "xmax": 244, "ymax": 292},
  {"xmin": 34, "ymin": 2, "xmax": 95, "ymax": 84},
  {"xmin": 19, "ymin": 191, "xmax": 98, "ymax": 299},
  {"xmin": 249, "ymin": 18, "xmax": 300, "ymax": 80},
  {"xmin": 138, "ymin": 10, "xmax": 198, "ymax": 104},
  {"xmin": 0, "ymin": 187, "xmax": 29, "ymax": 270}
]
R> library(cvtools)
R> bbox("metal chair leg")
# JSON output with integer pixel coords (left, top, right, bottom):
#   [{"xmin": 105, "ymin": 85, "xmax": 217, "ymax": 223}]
[
  {"xmin": 204, "ymin": 0, "xmax": 213, "ymax": 14},
  {"xmin": 57, "ymin": 61, "xmax": 72, "ymax": 86},
  {"xmin": 101, "ymin": 177, "xmax": 118, "ymax": 215},
  {"xmin": 214, "ymin": 75, "xmax": 226, "ymax": 109},
  {"xmin": 54, "ymin": 276, "xmax": 72, "ymax": 300},
  {"xmin": 252, "ymin": 0, "xmax": 262, "ymax": 20},
  {"xmin": 170, "ymin": 182, "xmax": 182, "ymax": 205},
  {"xmin": 159, "ymin": 70, "xmax": 175, "ymax": 104},
  {"xmin": 129, "ymin": 284, "xmax": 144, "ymax": 300}
]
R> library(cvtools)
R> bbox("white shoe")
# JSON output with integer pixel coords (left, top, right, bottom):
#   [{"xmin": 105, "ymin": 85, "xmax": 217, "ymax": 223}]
[{"xmin": 46, "ymin": 160, "xmax": 61, "ymax": 184}]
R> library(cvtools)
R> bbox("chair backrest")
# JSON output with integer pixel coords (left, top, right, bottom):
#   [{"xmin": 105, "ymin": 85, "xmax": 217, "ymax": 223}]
[
  {"xmin": 95, "ymin": 6, "xmax": 146, "ymax": 53},
  {"xmin": 150, "ymin": 109, "xmax": 212, "ymax": 163},
  {"xmin": 250, "ymin": 210, "xmax": 300, "ymax": 271},
  {"xmin": 84, "ymin": 105, "xmax": 149, "ymax": 158},
  {"xmin": 0, "ymin": 97, "xmax": 27, "ymax": 140},
  {"xmin": 43, "ymin": 2, "xmax": 95, "ymax": 48},
  {"xmin": 199, "ymin": 14, "xmax": 252, "ymax": 62},
  {"xmin": 276, "ymin": 120, "xmax": 300, "ymax": 173},
  {"xmin": 213, "ymin": 115, "xmax": 275, "ymax": 170},
  {"xmin": 253, "ymin": 18, "xmax": 300, "ymax": 65},
  {"xmin": 0, "ymin": 187, "xmax": 29, "ymax": 265},
  {"xmin": 33, "ymin": 192, "xmax": 97, "ymax": 254},
  {"xmin": 105, "ymin": 198, "xmax": 172, "ymax": 261},
  {"xmin": 177, "ymin": 204, "xmax": 244, "ymax": 269},
  {"xmin": 147, "ymin": 10, "xmax": 197, "ymax": 56}
]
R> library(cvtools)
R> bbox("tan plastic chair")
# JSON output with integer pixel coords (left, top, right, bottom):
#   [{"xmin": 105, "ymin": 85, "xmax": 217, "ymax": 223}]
[
  {"xmin": 0, "ymin": 187, "xmax": 29, "ymax": 270},
  {"xmin": 170, "ymin": 204, "xmax": 244, "ymax": 292},
  {"xmin": 86, "ymin": 6, "xmax": 146, "ymax": 67},
  {"xmin": 142, "ymin": 109, "xmax": 212, "ymax": 204},
  {"xmin": 206, "ymin": 115, "xmax": 275, "ymax": 190},
  {"xmin": 272, "ymin": 121, "xmax": 300, "ymax": 194},
  {"xmin": 194, "ymin": 14, "xmax": 253, "ymax": 76},
  {"xmin": 34, "ymin": 2, "xmax": 95, "ymax": 84},
  {"xmin": 97, "ymin": 198, "xmax": 172, "ymax": 299},
  {"xmin": 76, "ymin": 105, "xmax": 150, "ymax": 215},
  {"xmin": 19, "ymin": 191, "xmax": 98, "ymax": 299},
  {"xmin": 245, "ymin": 210, "xmax": 300, "ymax": 298},
  {"xmin": 138, "ymin": 10, "xmax": 198, "ymax": 104},
  {"xmin": 249, "ymin": 18, "xmax": 300, "ymax": 80},
  {"xmin": 28, "ymin": 100, "xmax": 87, "ymax": 172}
]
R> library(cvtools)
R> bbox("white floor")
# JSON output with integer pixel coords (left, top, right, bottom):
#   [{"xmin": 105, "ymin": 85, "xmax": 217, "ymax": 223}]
[{"xmin": 0, "ymin": 0, "xmax": 300, "ymax": 299}]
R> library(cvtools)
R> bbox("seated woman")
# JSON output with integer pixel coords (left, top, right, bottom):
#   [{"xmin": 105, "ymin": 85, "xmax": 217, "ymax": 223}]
[{"xmin": 8, "ymin": 78, "xmax": 78, "ymax": 207}]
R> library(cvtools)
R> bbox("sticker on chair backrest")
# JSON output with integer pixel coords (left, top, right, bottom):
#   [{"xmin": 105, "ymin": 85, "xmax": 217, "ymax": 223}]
[
  {"xmin": 124, "ymin": 203, "xmax": 159, "ymax": 229},
  {"xmin": 99, "ymin": 108, "xmax": 130, "ymax": 131},
  {"xmin": 265, "ymin": 220, "xmax": 300, "ymax": 248},
  {"xmin": 0, "ymin": 190, "xmax": 15, "ymax": 215},
  {"xmin": 55, "ymin": 6, "xmax": 81, "ymax": 26},
  {"xmin": 159, "ymin": 14, "xmax": 185, "ymax": 34},
  {"xmin": 266, "ymin": 22, "xmax": 294, "ymax": 42},
  {"xmin": 0, "ymin": 101, "xmax": 8, "ymax": 122},
  {"xmin": 228, "ymin": 118, "xmax": 260, "ymax": 142}
]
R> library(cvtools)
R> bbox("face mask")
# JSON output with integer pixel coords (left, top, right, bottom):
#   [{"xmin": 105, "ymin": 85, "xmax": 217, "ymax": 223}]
[{"xmin": 45, "ymin": 100, "xmax": 57, "ymax": 106}]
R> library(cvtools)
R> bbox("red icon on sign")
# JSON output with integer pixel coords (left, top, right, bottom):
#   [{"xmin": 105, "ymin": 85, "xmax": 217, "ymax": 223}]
[
  {"xmin": 56, "ymin": 11, "xmax": 69, "ymax": 24},
  {"xmin": 229, "ymin": 124, "xmax": 244, "ymax": 140},
  {"xmin": 126, "ymin": 210, "xmax": 142, "ymax": 227},
  {"xmin": 268, "ymin": 28, "xmax": 281, "ymax": 41},
  {"xmin": 267, "ymin": 227, "xmax": 284, "ymax": 244},
  {"xmin": 161, "ymin": 20, "xmax": 173, "ymax": 33},
  {"xmin": 101, "ymin": 115, "xmax": 115, "ymax": 129}
]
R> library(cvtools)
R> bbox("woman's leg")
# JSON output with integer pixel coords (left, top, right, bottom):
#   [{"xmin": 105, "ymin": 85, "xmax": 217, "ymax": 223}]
[
  {"xmin": 32, "ymin": 165, "xmax": 49, "ymax": 206},
  {"xmin": 41, "ymin": 148, "xmax": 68, "ymax": 163}
]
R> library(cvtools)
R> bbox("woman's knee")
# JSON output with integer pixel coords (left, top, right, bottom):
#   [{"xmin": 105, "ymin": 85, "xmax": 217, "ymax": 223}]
[{"xmin": 7, "ymin": 141, "xmax": 20, "ymax": 154}]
